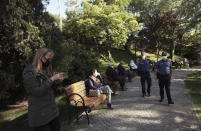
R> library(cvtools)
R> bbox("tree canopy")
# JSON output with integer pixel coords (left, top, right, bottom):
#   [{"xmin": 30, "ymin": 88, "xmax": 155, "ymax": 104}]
[{"xmin": 64, "ymin": 0, "xmax": 142, "ymax": 49}]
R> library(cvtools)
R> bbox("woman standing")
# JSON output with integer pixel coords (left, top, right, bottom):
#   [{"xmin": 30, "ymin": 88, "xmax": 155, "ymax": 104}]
[{"xmin": 22, "ymin": 47, "xmax": 64, "ymax": 131}]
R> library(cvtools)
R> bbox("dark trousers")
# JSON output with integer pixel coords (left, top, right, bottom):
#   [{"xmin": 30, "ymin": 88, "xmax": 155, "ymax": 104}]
[
  {"xmin": 158, "ymin": 75, "xmax": 173, "ymax": 102},
  {"xmin": 140, "ymin": 72, "xmax": 152, "ymax": 95},
  {"xmin": 124, "ymin": 70, "xmax": 132, "ymax": 81},
  {"xmin": 112, "ymin": 76, "xmax": 125, "ymax": 89},
  {"xmin": 34, "ymin": 116, "xmax": 60, "ymax": 131}
]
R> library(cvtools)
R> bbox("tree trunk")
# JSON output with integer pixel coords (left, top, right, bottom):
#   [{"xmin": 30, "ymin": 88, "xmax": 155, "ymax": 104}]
[
  {"xmin": 135, "ymin": 43, "xmax": 137, "ymax": 63},
  {"xmin": 108, "ymin": 49, "xmax": 112, "ymax": 59},
  {"xmin": 156, "ymin": 41, "xmax": 160, "ymax": 62},
  {"xmin": 124, "ymin": 43, "xmax": 133, "ymax": 57},
  {"xmin": 170, "ymin": 41, "xmax": 175, "ymax": 61}
]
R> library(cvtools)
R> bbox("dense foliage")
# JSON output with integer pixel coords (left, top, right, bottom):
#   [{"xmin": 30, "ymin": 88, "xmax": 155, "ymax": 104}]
[
  {"xmin": 64, "ymin": 0, "xmax": 142, "ymax": 50},
  {"xmin": 0, "ymin": 0, "xmax": 63, "ymax": 106},
  {"xmin": 128, "ymin": 0, "xmax": 200, "ymax": 62}
]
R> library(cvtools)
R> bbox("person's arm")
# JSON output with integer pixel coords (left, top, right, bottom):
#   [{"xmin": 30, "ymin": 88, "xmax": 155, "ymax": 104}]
[
  {"xmin": 170, "ymin": 61, "xmax": 173, "ymax": 78},
  {"xmin": 97, "ymin": 75, "xmax": 104, "ymax": 84},
  {"xmin": 23, "ymin": 71, "xmax": 54, "ymax": 97}
]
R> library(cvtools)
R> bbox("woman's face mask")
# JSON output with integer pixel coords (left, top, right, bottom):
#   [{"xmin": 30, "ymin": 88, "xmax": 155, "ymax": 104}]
[
  {"xmin": 41, "ymin": 52, "xmax": 53, "ymax": 68},
  {"xmin": 41, "ymin": 57, "xmax": 51, "ymax": 68}
]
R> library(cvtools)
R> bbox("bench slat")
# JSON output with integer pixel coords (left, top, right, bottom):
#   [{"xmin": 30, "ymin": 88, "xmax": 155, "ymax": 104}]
[{"xmin": 65, "ymin": 80, "xmax": 106, "ymax": 109}]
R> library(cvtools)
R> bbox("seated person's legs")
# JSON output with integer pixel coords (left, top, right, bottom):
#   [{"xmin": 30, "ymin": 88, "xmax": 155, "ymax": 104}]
[
  {"xmin": 125, "ymin": 70, "xmax": 133, "ymax": 82},
  {"xmin": 99, "ymin": 85, "xmax": 113, "ymax": 109},
  {"xmin": 99, "ymin": 85, "xmax": 112, "ymax": 103},
  {"xmin": 113, "ymin": 76, "xmax": 126, "ymax": 90}
]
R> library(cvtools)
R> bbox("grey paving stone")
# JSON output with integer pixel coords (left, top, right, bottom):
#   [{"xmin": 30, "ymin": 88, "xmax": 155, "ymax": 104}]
[{"xmin": 74, "ymin": 69, "xmax": 201, "ymax": 131}]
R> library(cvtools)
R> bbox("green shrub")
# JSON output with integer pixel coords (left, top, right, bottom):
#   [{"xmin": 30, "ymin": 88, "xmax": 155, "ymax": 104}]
[{"xmin": 56, "ymin": 42, "xmax": 100, "ymax": 85}]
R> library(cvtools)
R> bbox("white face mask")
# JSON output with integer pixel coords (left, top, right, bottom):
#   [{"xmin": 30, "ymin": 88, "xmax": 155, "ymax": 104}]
[
  {"xmin": 142, "ymin": 55, "xmax": 146, "ymax": 60},
  {"xmin": 162, "ymin": 56, "xmax": 167, "ymax": 60}
]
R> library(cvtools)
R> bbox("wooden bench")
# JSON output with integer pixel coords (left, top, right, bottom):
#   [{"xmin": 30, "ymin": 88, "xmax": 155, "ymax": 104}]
[
  {"xmin": 64, "ymin": 81, "xmax": 106, "ymax": 124},
  {"xmin": 101, "ymin": 72, "xmax": 120, "ymax": 89}
]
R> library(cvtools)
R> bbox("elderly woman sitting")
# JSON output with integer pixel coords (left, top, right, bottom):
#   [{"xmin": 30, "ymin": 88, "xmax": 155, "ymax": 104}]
[{"xmin": 86, "ymin": 69, "xmax": 113, "ymax": 109}]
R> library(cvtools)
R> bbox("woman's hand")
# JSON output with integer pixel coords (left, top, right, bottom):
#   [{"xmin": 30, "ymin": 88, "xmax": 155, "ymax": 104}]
[
  {"xmin": 97, "ymin": 72, "xmax": 100, "ymax": 76},
  {"xmin": 51, "ymin": 73, "xmax": 64, "ymax": 82}
]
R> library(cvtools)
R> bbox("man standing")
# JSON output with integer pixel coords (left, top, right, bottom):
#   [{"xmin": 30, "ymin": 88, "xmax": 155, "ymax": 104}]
[
  {"xmin": 155, "ymin": 52, "xmax": 174, "ymax": 104},
  {"xmin": 138, "ymin": 52, "xmax": 153, "ymax": 97}
]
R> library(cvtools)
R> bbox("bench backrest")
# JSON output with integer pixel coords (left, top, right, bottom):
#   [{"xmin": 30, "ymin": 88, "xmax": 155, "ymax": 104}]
[
  {"xmin": 101, "ymin": 72, "xmax": 112, "ymax": 84},
  {"xmin": 65, "ymin": 81, "xmax": 86, "ymax": 101}
]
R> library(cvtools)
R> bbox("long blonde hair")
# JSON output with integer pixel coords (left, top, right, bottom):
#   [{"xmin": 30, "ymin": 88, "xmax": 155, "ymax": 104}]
[{"xmin": 32, "ymin": 47, "xmax": 54, "ymax": 74}]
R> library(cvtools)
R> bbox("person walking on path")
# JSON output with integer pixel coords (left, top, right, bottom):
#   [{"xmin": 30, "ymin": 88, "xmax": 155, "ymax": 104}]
[
  {"xmin": 155, "ymin": 52, "xmax": 174, "ymax": 104},
  {"xmin": 137, "ymin": 52, "xmax": 153, "ymax": 97},
  {"xmin": 86, "ymin": 69, "xmax": 113, "ymax": 109},
  {"xmin": 22, "ymin": 47, "xmax": 64, "ymax": 131}
]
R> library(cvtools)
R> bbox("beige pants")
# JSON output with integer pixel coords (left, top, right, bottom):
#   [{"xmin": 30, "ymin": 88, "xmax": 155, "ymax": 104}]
[{"xmin": 89, "ymin": 85, "xmax": 112, "ymax": 104}]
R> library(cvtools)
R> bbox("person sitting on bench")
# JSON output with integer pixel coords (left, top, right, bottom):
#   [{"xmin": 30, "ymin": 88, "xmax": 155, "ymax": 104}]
[
  {"xmin": 117, "ymin": 61, "xmax": 133, "ymax": 82},
  {"xmin": 106, "ymin": 62, "xmax": 126, "ymax": 91},
  {"xmin": 86, "ymin": 69, "xmax": 113, "ymax": 109}
]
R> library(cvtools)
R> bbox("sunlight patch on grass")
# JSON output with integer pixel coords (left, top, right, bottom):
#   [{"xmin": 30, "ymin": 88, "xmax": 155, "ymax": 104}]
[
  {"xmin": 98, "ymin": 48, "xmax": 184, "ymax": 72},
  {"xmin": 0, "ymin": 106, "xmax": 27, "ymax": 122},
  {"xmin": 185, "ymin": 71, "xmax": 201, "ymax": 117}
]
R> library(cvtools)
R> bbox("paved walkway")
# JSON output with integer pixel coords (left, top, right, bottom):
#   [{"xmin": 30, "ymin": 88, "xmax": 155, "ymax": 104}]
[{"xmin": 76, "ymin": 69, "xmax": 201, "ymax": 131}]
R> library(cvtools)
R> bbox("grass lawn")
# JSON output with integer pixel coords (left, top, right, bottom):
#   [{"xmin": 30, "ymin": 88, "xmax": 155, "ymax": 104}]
[
  {"xmin": 98, "ymin": 48, "xmax": 183, "ymax": 72},
  {"xmin": 0, "ymin": 95, "xmax": 106, "ymax": 131},
  {"xmin": 0, "ymin": 95, "xmax": 79, "ymax": 131},
  {"xmin": 184, "ymin": 71, "xmax": 201, "ymax": 117}
]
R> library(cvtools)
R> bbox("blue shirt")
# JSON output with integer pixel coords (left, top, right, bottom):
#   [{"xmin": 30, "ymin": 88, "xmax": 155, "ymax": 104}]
[
  {"xmin": 156, "ymin": 59, "xmax": 172, "ymax": 75},
  {"xmin": 138, "ymin": 59, "xmax": 153, "ymax": 72}
]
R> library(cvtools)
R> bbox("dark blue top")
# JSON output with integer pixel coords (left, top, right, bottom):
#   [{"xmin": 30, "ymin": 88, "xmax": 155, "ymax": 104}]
[
  {"xmin": 156, "ymin": 59, "xmax": 172, "ymax": 75},
  {"xmin": 117, "ymin": 64, "xmax": 125, "ymax": 76},
  {"xmin": 138, "ymin": 59, "xmax": 153, "ymax": 72},
  {"xmin": 106, "ymin": 66, "xmax": 118, "ymax": 78}
]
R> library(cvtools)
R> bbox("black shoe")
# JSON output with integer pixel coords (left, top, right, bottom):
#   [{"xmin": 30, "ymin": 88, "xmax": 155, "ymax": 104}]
[
  {"xmin": 159, "ymin": 99, "xmax": 163, "ymax": 102},
  {"xmin": 107, "ymin": 104, "xmax": 113, "ymax": 109},
  {"xmin": 121, "ymin": 88, "xmax": 127, "ymax": 91},
  {"xmin": 112, "ymin": 92, "xmax": 118, "ymax": 96},
  {"xmin": 142, "ymin": 94, "xmax": 145, "ymax": 97},
  {"xmin": 168, "ymin": 101, "xmax": 174, "ymax": 104},
  {"xmin": 147, "ymin": 94, "xmax": 151, "ymax": 97}
]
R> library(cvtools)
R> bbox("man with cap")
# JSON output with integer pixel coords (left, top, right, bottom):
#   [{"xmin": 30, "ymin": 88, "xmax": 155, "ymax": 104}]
[
  {"xmin": 137, "ymin": 51, "xmax": 153, "ymax": 97},
  {"xmin": 155, "ymin": 52, "xmax": 174, "ymax": 104},
  {"xmin": 106, "ymin": 62, "xmax": 126, "ymax": 91}
]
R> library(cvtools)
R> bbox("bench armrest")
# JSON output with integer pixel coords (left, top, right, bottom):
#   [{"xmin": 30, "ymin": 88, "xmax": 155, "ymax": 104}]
[{"xmin": 66, "ymin": 93, "xmax": 86, "ymax": 108}]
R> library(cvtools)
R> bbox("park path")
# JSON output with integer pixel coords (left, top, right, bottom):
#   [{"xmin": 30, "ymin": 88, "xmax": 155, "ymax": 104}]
[{"xmin": 74, "ymin": 69, "xmax": 201, "ymax": 131}]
